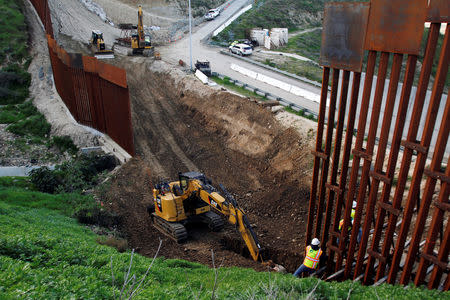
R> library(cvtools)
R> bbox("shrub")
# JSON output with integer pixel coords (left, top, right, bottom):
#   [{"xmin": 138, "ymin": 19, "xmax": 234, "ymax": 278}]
[
  {"xmin": 6, "ymin": 113, "xmax": 51, "ymax": 137},
  {"xmin": 50, "ymin": 136, "xmax": 79, "ymax": 155},
  {"xmin": 29, "ymin": 154, "xmax": 117, "ymax": 194},
  {"xmin": 29, "ymin": 167, "xmax": 62, "ymax": 194},
  {"xmin": 74, "ymin": 207, "xmax": 121, "ymax": 228},
  {"xmin": 0, "ymin": 64, "xmax": 31, "ymax": 105}
]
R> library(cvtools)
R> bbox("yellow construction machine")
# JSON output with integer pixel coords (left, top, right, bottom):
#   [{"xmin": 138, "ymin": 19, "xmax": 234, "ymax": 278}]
[
  {"xmin": 89, "ymin": 30, "xmax": 114, "ymax": 59},
  {"xmin": 129, "ymin": 5, "xmax": 153, "ymax": 57},
  {"xmin": 148, "ymin": 172, "xmax": 263, "ymax": 262}
]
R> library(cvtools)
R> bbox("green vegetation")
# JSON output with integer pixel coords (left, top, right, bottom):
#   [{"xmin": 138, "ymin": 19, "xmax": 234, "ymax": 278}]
[
  {"xmin": 263, "ymin": 58, "xmax": 323, "ymax": 84},
  {"xmin": 0, "ymin": 0, "xmax": 78, "ymax": 161},
  {"xmin": 0, "ymin": 178, "xmax": 447, "ymax": 298},
  {"xmin": 211, "ymin": 75, "xmax": 319, "ymax": 122},
  {"xmin": 210, "ymin": 75, "xmax": 268, "ymax": 100},
  {"xmin": 213, "ymin": 0, "xmax": 325, "ymax": 45},
  {"xmin": 284, "ymin": 106, "xmax": 317, "ymax": 122},
  {"xmin": 0, "ymin": 0, "xmax": 30, "ymax": 105},
  {"xmin": 1, "ymin": 100, "xmax": 51, "ymax": 141},
  {"xmin": 279, "ymin": 30, "xmax": 322, "ymax": 61},
  {"xmin": 0, "ymin": 63, "xmax": 31, "ymax": 105},
  {"xmin": 6, "ymin": 113, "xmax": 51, "ymax": 138},
  {"xmin": 29, "ymin": 154, "xmax": 116, "ymax": 194},
  {"xmin": 49, "ymin": 135, "xmax": 79, "ymax": 155}
]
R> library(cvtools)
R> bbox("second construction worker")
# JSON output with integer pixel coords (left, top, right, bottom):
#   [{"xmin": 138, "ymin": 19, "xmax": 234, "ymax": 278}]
[
  {"xmin": 338, "ymin": 201, "xmax": 362, "ymax": 244},
  {"xmin": 293, "ymin": 238, "xmax": 323, "ymax": 277}
]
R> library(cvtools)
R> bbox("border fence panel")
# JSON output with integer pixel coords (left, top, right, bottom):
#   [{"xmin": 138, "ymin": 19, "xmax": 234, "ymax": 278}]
[
  {"xmin": 29, "ymin": 0, "xmax": 135, "ymax": 156},
  {"xmin": 307, "ymin": 0, "xmax": 448, "ymax": 289}
]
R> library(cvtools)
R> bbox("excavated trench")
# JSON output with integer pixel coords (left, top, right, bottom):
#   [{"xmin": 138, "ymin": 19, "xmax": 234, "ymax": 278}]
[
  {"xmin": 28, "ymin": 0, "xmax": 314, "ymax": 273},
  {"xmin": 98, "ymin": 57, "xmax": 313, "ymax": 272}
]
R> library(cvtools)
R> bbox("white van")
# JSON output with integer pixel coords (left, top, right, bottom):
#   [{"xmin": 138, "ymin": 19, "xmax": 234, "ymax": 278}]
[{"xmin": 229, "ymin": 43, "xmax": 253, "ymax": 56}]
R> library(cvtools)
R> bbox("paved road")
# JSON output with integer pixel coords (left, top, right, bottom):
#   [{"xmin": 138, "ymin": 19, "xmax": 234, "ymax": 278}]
[
  {"xmin": 158, "ymin": 0, "xmax": 448, "ymax": 155},
  {"xmin": 158, "ymin": 0, "xmax": 323, "ymax": 113}
]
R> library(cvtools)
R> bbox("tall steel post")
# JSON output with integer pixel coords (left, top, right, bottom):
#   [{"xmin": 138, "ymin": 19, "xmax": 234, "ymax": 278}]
[{"xmin": 188, "ymin": 0, "xmax": 193, "ymax": 71}]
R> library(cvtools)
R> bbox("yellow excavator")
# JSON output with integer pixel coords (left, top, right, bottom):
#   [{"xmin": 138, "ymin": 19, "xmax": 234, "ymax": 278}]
[
  {"xmin": 129, "ymin": 5, "xmax": 153, "ymax": 57},
  {"xmin": 148, "ymin": 172, "xmax": 263, "ymax": 262},
  {"xmin": 89, "ymin": 30, "xmax": 114, "ymax": 59}
]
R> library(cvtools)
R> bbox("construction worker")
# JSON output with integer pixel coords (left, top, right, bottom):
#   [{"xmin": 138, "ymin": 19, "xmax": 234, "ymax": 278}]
[
  {"xmin": 293, "ymin": 238, "xmax": 323, "ymax": 277},
  {"xmin": 338, "ymin": 201, "xmax": 357, "ymax": 230},
  {"xmin": 338, "ymin": 201, "xmax": 361, "ymax": 244}
]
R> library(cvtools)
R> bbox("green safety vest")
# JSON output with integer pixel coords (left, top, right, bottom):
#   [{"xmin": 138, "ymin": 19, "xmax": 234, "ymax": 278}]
[
  {"xmin": 303, "ymin": 246, "xmax": 323, "ymax": 269},
  {"xmin": 339, "ymin": 209, "xmax": 356, "ymax": 231}
]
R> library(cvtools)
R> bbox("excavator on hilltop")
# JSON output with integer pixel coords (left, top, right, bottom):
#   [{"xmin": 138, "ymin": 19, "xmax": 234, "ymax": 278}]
[
  {"xmin": 89, "ymin": 30, "xmax": 114, "ymax": 59},
  {"xmin": 148, "ymin": 172, "xmax": 263, "ymax": 262},
  {"xmin": 130, "ymin": 5, "xmax": 153, "ymax": 57}
]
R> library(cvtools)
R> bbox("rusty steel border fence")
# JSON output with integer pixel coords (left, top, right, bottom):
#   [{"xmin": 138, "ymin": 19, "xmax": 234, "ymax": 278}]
[
  {"xmin": 306, "ymin": 0, "xmax": 449, "ymax": 290},
  {"xmin": 28, "ymin": 0, "xmax": 53, "ymax": 38},
  {"xmin": 28, "ymin": 0, "xmax": 135, "ymax": 156}
]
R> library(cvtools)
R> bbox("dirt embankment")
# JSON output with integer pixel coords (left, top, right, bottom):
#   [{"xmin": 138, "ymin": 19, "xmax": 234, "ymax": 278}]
[{"xmin": 99, "ymin": 58, "xmax": 313, "ymax": 272}]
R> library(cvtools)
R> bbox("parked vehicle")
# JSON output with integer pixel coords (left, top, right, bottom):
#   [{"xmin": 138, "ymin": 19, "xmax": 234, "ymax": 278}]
[
  {"xmin": 194, "ymin": 60, "xmax": 211, "ymax": 76},
  {"xmin": 205, "ymin": 8, "xmax": 220, "ymax": 20},
  {"xmin": 229, "ymin": 43, "xmax": 253, "ymax": 56},
  {"xmin": 230, "ymin": 39, "xmax": 254, "ymax": 50}
]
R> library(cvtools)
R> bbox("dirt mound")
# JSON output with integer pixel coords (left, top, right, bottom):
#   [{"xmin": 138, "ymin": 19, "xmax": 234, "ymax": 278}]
[{"xmin": 97, "ymin": 58, "xmax": 313, "ymax": 272}]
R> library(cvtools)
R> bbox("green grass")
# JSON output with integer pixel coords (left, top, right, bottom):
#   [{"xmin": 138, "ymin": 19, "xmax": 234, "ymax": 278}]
[
  {"xmin": 263, "ymin": 57, "xmax": 323, "ymax": 84},
  {"xmin": 284, "ymin": 106, "xmax": 317, "ymax": 122},
  {"xmin": 211, "ymin": 75, "xmax": 319, "ymax": 121},
  {"xmin": 210, "ymin": 75, "xmax": 268, "ymax": 100},
  {"xmin": 0, "ymin": 179, "xmax": 448, "ymax": 298},
  {"xmin": 0, "ymin": 0, "xmax": 28, "ymax": 64},
  {"xmin": 278, "ymin": 30, "xmax": 322, "ymax": 61},
  {"xmin": 49, "ymin": 135, "xmax": 79, "ymax": 155},
  {"xmin": 6, "ymin": 113, "xmax": 51, "ymax": 137},
  {"xmin": 0, "ymin": 181, "xmax": 97, "ymax": 217},
  {"xmin": 1, "ymin": 100, "xmax": 51, "ymax": 141},
  {"xmin": 0, "ymin": 0, "xmax": 31, "ymax": 105},
  {"xmin": 213, "ymin": 0, "xmax": 326, "ymax": 45},
  {"xmin": 0, "ymin": 100, "xmax": 38, "ymax": 124}
]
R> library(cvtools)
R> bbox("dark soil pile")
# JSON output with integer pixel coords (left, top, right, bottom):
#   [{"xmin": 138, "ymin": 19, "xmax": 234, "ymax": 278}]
[{"xmin": 99, "ymin": 59, "xmax": 313, "ymax": 272}]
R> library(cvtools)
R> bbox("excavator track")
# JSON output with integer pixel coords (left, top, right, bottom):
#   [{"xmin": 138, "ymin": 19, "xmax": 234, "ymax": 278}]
[
  {"xmin": 152, "ymin": 213, "xmax": 188, "ymax": 243},
  {"xmin": 199, "ymin": 211, "xmax": 224, "ymax": 232}
]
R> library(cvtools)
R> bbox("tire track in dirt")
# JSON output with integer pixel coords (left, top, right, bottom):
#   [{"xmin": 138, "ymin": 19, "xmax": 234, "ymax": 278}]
[
  {"xmin": 124, "ymin": 58, "xmax": 198, "ymax": 178},
  {"xmin": 109, "ymin": 58, "xmax": 313, "ymax": 272}
]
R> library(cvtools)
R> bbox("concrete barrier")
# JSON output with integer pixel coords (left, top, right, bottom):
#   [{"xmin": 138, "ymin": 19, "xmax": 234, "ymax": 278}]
[
  {"xmin": 229, "ymin": 64, "xmax": 321, "ymax": 104},
  {"xmin": 195, "ymin": 69, "xmax": 209, "ymax": 84}
]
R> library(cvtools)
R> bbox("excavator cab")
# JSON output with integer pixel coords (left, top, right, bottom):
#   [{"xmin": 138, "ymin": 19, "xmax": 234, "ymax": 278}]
[
  {"xmin": 91, "ymin": 31, "xmax": 105, "ymax": 49},
  {"xmin": 179, "ymin": 173, "xmax": 189, "ymax": 192},
  {"xmin": 144, "ymin": 35, "xmax": 151, "ymax": 47},
  {"xmin": 150, "ymin": 172, "xmax": 262, "ymax": 262},
  {"xmin": 90, "ymin": 30, "xmax": 114, "ymax": 58}
]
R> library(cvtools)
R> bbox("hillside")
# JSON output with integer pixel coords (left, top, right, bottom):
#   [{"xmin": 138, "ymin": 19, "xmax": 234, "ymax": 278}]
[
  {"xmin": 1, "ymin": 178, "xmax": 447, "ymax": 299},
  {"xmin": 214, "ymin": 0, "xmax": 326, "ymax": 43},
  {"xmin": 215, "ymin": 0, "xmax": 447, "ymax": 89}
]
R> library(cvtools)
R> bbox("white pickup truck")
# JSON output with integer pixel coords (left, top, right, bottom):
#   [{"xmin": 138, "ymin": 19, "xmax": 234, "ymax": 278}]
[{"xmin": 205, "ymin": 8, "xmax": 220, "ymax": 20}]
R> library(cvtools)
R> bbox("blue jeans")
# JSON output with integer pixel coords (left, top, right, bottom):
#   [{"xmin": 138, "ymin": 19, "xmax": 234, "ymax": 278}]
[{"xmin": 293, "ymin": 264, "xmax": 315, "ymax": 277}]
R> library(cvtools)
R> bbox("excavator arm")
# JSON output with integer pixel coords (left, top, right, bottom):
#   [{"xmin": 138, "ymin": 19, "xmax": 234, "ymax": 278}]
[
  {"xmin": 192, "ymin": 180, "xmax": 263, "ymax": 262},
  {"xmin": 137, "ymin": 6, "xmax": 145, "ymax": 42}
]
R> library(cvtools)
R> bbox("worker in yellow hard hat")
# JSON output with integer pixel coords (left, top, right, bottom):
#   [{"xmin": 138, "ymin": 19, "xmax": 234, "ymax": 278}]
[{"xmin": 293, "ymin": 238, "xmax": 323, "ymax": 277}]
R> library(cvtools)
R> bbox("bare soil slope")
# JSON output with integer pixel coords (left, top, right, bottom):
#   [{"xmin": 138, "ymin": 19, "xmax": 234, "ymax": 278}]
[{"xmin": 99, "ymin": 58, "xmax": 313, "ymax": 272}]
